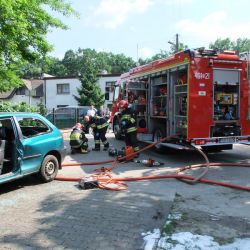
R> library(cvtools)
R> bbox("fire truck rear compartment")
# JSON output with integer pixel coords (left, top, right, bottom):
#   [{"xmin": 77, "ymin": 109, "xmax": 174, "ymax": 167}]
[{"xmin": 210, "ymin": 122, "xmax": 241, "ymax": 137}]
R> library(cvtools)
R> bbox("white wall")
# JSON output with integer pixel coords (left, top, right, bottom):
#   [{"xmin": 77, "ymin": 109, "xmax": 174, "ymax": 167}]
[
  {"xmin": 45, "ymin": 75, "xmax": 120, "ymax": 110},
  {"xmin": 11, "ymin": 95, "xmax": 42, "ymax": 107},
  {"xmin": 45, "ymin": 78, "xmax": 80, "ymax": 110},
  {"xmin": 98, "ymin": 75, "xmax": 119, "ymax": 107}
]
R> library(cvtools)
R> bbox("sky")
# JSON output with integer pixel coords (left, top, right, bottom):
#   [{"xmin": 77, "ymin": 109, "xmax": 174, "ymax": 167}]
[{"xmin": 47, "ymin": 0, "xmax": 250, "ymax": 61}]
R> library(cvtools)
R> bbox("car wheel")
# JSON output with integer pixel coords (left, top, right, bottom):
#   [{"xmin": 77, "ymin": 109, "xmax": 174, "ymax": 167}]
[{"xmin": 39, "ymin": 155, "xmax": 59, "ymax": 182}]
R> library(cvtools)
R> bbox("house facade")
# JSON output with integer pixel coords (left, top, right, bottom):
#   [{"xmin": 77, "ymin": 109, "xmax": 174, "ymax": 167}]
[
  {"xmin": 0, "ymin": 79, "xmax": 44, "ymax": 106},
  {"xmin": 44, "ymin": 74, "xmax": 120, "ymax": 110},
  {"xmin": 0, "ymin": 74, "xmax": 120, "ymax": 111}
]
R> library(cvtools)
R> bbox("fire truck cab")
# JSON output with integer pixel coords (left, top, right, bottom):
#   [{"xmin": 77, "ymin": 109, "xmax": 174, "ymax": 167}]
[{"xmin": 111, "ymin": 48, "xmax": 250, "ymax": 151}]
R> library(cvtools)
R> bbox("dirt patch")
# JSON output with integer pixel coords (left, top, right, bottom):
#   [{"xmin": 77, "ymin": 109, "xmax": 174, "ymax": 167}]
[{"xmin": 160, "ymin": 193, "xmax": 250, "ymax": 245}]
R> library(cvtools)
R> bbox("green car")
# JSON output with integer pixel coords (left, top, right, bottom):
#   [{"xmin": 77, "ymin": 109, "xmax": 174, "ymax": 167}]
[{"xmin": 0, "ymin": 112, "xmax": 66, "ymax": 185}]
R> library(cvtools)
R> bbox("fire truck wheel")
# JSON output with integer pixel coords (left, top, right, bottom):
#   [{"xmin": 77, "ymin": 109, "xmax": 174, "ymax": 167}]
[
  {"xmin": 153, "ymin": 128, "xmax": 165, "ymax": 153},
  {"xmin": 113, "ymin": 118, "xmax": 123, "ymax": 140}
]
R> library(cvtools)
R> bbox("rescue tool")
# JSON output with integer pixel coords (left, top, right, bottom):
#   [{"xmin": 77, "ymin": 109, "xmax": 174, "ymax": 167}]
[
  {"xmin": 133, "ymin": 159, "xmax": 164, "ymax": 167},
  {"xmin": 108, "ymin": 146, "xmax": 137, "ymax": 161}
]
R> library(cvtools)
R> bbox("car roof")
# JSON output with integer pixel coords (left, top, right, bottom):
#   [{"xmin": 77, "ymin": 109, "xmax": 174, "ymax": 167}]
[
  {"xmin": 0, "ymin": 112, "xmax": 42, "ymax": 118},
  {"xmin": 56, "ymin": 106, "xmax": 89, "ymax": 109}
]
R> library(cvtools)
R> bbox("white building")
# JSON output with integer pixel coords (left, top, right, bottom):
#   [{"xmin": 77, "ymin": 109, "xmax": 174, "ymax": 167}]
[
  {"xmin": 0, "ymin": 74, "xmax": 120, "ymax": 110},
  {"xmin": 44, "ymin": 74, "xmax": 120, "ymax": 110},
  {"xmin": 0, "ymin": 79, "xmax": 44, "ymax": 106}
]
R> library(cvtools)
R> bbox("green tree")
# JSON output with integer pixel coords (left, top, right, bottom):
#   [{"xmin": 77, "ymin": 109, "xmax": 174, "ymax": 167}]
[
  {"xmin": 37, "ymin": 100, "xmax": 48, "ymax": 116},
  {"xmin": 0, "ymin": 0, "xmax": 77, "ymax": 91},
  {"xmin": 74, "ymin": 51, "xmax": 105, "ymax": 107},
  {"xmin": 138, "ymin": 50, "xmax": 170, "ymax": 65},
  {"xmin": 45, "ymin": 48, "xmax": 136, "ymax": 77},
  {"xmin": 209, "ymin": 38, "xmax": 232, "ymax": 51},
  {"xmin": 209, "ymin": 38, "xmax": 250, "ymax": 54},
  {"xmin": 106, "ymin": 53, "xmax": 135, "ymax": 73},
  {"xmin": 45, "ymin": 56, "xmax": 68, "ymax": 77}
]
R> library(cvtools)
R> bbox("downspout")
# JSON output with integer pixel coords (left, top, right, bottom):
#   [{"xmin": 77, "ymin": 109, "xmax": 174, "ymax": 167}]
[{"xmin": 44, "ymin": 78, "xmax": 47, "ymax": 107}]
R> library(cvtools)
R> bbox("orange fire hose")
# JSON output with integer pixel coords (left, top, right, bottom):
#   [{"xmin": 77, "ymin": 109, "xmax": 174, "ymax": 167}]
[
  {"xmin": 58, "ymin": 131, "xmax": 250, "ymax": 191},
  {"xmin": 55, "ymin": 134, "xmax": 250, "ymax": 192},
  {"xmin": 56, "ymin": 163, "xmax": 250, "ymax": 191}
]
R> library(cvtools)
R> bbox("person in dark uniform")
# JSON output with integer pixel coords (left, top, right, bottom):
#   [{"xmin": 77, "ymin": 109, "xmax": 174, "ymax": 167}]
[
  {"xmin": 69, "ymin": 123, "xmax": 89, "ymax": 154},
  {"xmin": 84, "ymin": 115, "xmax": 109, "ymax": 151},
  {"xmin": 118, "ymin": 100, "xmax": 140, "ymax": 156}
]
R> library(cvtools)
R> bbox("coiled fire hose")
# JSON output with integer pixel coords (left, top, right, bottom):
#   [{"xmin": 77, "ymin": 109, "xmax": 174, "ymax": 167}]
[{"xmin": 56, "ymin": 135, "xmax": 250, "ymax": 192}]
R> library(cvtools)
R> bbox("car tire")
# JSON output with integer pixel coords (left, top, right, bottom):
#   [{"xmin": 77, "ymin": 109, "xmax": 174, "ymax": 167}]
[{"xmin": 39, "ymin": 155, "xmax": 59, "ymax": 182}]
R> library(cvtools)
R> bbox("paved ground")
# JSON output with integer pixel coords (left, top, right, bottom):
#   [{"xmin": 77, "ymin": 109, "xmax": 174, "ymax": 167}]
[{"xmin": 0, "ymin": 130, "xmax": 250, "ymax": 249}]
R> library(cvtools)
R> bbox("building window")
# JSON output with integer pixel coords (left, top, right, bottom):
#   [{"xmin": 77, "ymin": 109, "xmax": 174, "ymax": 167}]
[
  {"xmin": 16, "ymin": 87, "xmax": 26, "ymax": 95},
  {"xmin": 57, "ymin": 83, "xmax": 70, "ymax": 94},
  {"xmin": 105, "ymin": 81, "xmax": 116, "ymax": 101}
]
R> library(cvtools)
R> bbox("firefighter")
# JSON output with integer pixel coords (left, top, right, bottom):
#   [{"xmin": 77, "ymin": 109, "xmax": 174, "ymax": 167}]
[
  {"xmin": 69, "ymin": 123, "xmax": 89, "ymax": 154},
  {"xmin": 84, "ymin": 115, "xmax": 109, "ymax": 151},
  {"xmin": 118, "ymin": 100, "xmax": 140, "ymax": 156}
]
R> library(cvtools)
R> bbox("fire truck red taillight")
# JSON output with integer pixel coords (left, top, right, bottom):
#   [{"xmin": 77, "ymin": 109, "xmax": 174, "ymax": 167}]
[{"xmin": 194, "ymin": 139, "xmax": 206, "ymax": 145}]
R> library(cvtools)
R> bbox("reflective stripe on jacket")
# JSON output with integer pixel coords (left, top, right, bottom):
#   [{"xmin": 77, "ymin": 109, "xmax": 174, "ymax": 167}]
[
  {"xmin": 121, "ymin": 107, "xmax": 137, "ymax": 133},
  {"xmin": 89, "ymin": 116, "xmax": 109, "ymax": 131}
]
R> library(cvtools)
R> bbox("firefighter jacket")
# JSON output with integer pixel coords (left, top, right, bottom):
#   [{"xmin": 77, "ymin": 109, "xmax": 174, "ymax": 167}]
[
  {"xmin": 120, "ymin": 107, "xmax": 137, "ymax": 133},
  {"xmin": 69, "ymin": 128, "xmax": 88, "ymax": 148},
  {"xmin": 89, "ymin": 116, "xmax": 109, "ymax": 132}
]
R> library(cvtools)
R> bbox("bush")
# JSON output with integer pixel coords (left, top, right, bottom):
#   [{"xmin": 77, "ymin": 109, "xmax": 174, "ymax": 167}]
[{"xmin": 0, "ymin": 101, "xmax": 39, "ymax": 113}]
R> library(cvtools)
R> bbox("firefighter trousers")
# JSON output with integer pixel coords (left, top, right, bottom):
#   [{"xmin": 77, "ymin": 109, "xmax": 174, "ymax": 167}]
[
  {"xmin": 93, "ymin": 127, "xmax": 109, "ymax": 149},
  {"xmin": 125, "ymin": 130, "xmax": 139, "ymax": 152}
]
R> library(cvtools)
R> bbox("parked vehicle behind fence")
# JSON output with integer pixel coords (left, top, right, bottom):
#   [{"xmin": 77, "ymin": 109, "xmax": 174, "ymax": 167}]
[
  {"xmin": 46, "ymin": 106, "xmax": 89, "ymax": 129},
  {"xmin": 0, "ymin": 112, "xmax": 66, "ymax": 185}
]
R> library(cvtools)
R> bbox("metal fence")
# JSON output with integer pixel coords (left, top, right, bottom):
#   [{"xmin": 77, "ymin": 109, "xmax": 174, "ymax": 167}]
[{"xmin": 46, "ymin": 107, "xmax": 88, "ymax": 129}]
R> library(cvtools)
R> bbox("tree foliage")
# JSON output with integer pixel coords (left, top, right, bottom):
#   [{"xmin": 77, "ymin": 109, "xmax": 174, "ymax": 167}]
[
  {"xmin": 0, "ymin": 0, "xmax": 77, "ymax": 90},
  {"xmin": 209, "ymin": 38, "xmax": 250, "ymax": 54},
  {"xmin": 0, "ymin": 100, "xmax": 47, "ymax": 115},
  {"xmin": 0, "ymin": 101, "xmax": 37, "ymax": 112},
  {"xmin": 73, "ymin": 49, "xmax": 105, "ymax": 107},
  {"xmin": 56, "ymin": 48, "xmax": 135, "ymax": 76}
]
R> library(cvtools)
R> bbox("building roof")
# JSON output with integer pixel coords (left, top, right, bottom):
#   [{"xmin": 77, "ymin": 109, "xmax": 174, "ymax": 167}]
[
  {"xmin": 0, "ymin": 79, "xmax": 43, "ymax": 100},
  {"xmin": 43, "ymin": 73, "xmax": 121, "ymax": 80},
  {"xmin": 0, "ymin": 89, "xmax": 16, "ymax": 99},
  {"xmin": 29, "ymin": 79, "xmax": 43, "ymax": 89}
]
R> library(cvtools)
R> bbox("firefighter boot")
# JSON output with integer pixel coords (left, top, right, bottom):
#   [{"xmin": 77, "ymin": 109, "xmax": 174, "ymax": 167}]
[
  {"xmin": 81, "ymin": 148, "xmax": 89, "ymax": 154},
  {"xmin": 103, "ymin": 143, "xmax": 109, "ymax": 151}
]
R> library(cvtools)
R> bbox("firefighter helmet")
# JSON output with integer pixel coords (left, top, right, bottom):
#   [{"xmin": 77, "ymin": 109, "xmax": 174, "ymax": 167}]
[
  {"xmin": 75, "ymin": 123, "xmax": 83, "ymax": 130},
  {"xmin": 119, "ymin": 100, "xmax": 128, "ymax": 109}
]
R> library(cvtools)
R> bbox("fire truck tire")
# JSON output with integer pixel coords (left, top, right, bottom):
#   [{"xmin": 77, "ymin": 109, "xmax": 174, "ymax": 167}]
[
  {"xmin": 113, "ymin": 118, "xmax": 123, "ymax": 140},
  {"xmin": 153, "ymin": 128, "xmax": 165, "ymax": 153}
]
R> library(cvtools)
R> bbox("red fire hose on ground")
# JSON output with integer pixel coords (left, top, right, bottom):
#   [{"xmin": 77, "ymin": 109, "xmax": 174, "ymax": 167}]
[{"xmin": 56, "ymin": 135, "xmax": 250, "ymax": 192}]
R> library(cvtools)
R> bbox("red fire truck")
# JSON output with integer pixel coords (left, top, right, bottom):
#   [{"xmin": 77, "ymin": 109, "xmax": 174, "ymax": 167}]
[{"xmin": 111, "ymin": 48, "xmax": 250, "ymax": 151}]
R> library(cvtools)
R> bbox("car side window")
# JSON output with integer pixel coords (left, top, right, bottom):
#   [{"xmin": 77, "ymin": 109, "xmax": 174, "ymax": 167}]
[{"xmin": 17, "ymin": 117, "xmax": 50, "ymax": 138}]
